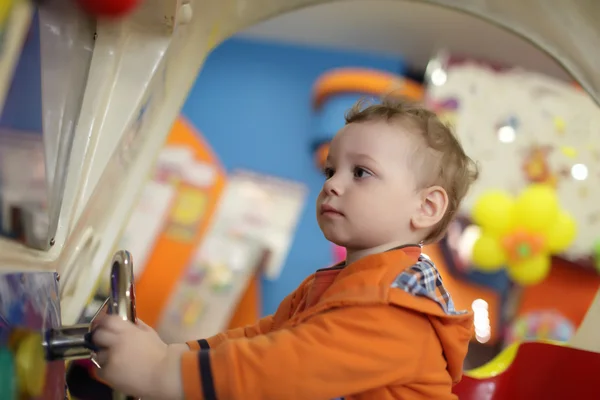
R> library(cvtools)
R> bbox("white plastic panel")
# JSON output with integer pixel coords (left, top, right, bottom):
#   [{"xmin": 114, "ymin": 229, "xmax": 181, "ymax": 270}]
[
  {"xmin": 39, "ymin": 3, "xmax": 95, "ymax": 245},
  {"xmin": 0, "ymin": 3, "xmax": 94, "ymax": 251},
  {"xmin": 58, "ymin": 0, "xmax": 179, "ymax": 322}
]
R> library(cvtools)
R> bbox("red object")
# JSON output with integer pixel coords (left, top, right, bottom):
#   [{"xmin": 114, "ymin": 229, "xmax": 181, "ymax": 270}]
[
  {"xmin": 75, "ymin": 0, "xmax": 140, "ymax": 18},
  {"xmin": 453, "ymin": 342, "xmax": 600, "ymax": 399},
  {"xmin": 332, "ymin": 244, "xmax": 346, "ymax": 263}
]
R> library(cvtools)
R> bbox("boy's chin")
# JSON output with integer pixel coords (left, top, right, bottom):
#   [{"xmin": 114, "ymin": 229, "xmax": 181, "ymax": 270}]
[
  {"xmin": 321, "ymin": 230, "xmax": 357, "ymax": 249},
  {"xmin": 321, "ymin": 231, "xmax": 349, "ymax": 248}
]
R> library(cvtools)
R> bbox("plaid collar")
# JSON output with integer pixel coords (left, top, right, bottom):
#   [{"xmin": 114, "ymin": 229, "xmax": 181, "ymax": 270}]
[{"xmin": 391, "ymin": 254, "xmax": 465, "ymax": 315}]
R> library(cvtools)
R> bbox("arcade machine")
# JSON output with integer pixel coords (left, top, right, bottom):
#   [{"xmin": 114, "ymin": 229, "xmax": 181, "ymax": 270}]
[{"xmin": 0, "ymin": 0, "xmax": 598, "ymax": 399}]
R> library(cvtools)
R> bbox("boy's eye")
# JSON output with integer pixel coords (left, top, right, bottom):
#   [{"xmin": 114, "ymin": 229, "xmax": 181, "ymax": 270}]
[
  {"xmin": 323, "ymin": 167, "xmax": 334, "ymax": 179},
  {"xmin": 353, "ymin": 167, "xmax": 372, "ymax": 179}
]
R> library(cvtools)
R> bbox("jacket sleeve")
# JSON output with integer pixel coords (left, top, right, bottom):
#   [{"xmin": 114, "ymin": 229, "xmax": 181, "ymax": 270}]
[
  {"xmin": 180, "ymin": 304, "xmax": 434, "ymax": 400},
  {"xmin": 186, "ymin": 315, "xmax": 275, "ymax": 350},
  {"xmin": 185, "ymin": 275, "xmax": 310, "ymax": 351}
]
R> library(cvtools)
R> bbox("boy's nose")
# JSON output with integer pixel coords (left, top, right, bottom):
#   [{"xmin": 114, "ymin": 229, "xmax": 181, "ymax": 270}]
[{"xmin": 323, "ymin": 178, "xmax": 343, "ymax": 196}]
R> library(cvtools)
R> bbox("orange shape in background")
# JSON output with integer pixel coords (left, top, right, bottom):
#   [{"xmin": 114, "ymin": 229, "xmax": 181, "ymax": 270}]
[
  {"xmin": 312, "ymin": 68, "xmax": 424, "ymax": 109},
  {"xmin": 135, "ymin": 118, "xmax": 227, "ymax": 327},
  {"xmin": 314, "ymin": 142, "xmax": 329, "ymax": 169}
]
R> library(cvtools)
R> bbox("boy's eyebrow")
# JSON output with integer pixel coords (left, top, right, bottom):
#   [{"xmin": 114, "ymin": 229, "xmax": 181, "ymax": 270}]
[
  {"xmin": 348, "ymin": 152, "xmax": 378, "ymax": 165},
  {"xmin": 325, "ymin": 153, "xmax": 380, "ymax": 169}
]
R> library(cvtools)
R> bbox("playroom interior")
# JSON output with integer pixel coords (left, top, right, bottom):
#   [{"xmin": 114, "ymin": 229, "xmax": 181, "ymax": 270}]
[{"xmin": 0, "ymin": 0, "xmax": 600, "ymax": 399}]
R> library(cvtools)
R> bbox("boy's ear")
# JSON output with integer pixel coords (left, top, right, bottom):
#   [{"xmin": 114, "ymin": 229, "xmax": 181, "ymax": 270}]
[{"xmin": 411, "ymin": 186, "xmax": 449, "ymax": 230}]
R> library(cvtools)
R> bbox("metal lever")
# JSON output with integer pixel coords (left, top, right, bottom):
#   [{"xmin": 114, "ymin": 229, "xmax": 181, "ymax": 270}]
[
  {"xmin": 42, "ymin": 301, "xmax": 107, "ymax": 361},
  {"xmin": 45, "ymin": 250, "xmax": 137, "ymax": 400},
  {"xmin": 109, "ymin": 250, "xmax": 136, "ymax": 324},
  {"xmin": 107, "ymin": 250, "xmax": 137, "ymax": 400}
]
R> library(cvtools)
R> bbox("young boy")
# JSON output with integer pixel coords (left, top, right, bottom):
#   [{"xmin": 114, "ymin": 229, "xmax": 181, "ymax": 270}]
[{"xmin": 92, "ymin": 98, "xmax": 479, "ymax": 400}]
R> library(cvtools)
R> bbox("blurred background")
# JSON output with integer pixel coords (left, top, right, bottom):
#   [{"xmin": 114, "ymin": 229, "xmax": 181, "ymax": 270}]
[{"xmin": 0, "ymin": 1, "xmax": 599, "ymax": 397}]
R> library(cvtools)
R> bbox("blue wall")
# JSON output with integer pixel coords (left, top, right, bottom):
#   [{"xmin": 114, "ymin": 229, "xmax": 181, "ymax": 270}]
[
  {"xmin": 182, "ymin": 37, "xmax": 406, "ymax": 314},
  {"xmin": 0, "ymin": 12, "xmax": 42, "ymax": 133}
]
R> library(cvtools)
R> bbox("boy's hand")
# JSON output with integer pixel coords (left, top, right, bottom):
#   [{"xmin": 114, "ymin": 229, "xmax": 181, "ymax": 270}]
[{"xmin": 92, "ymin": 316, "xmax": 183, "ymax": 399}]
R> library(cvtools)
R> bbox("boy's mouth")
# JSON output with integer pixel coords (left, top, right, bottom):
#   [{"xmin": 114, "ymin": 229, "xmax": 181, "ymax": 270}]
[{"xmin": 320, "ymin": 204, "xmax": 344, "ymax": 216}]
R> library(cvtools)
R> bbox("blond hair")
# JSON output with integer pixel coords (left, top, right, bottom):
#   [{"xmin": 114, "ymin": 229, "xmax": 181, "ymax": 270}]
[{"xmin": 345, "ymin": 97, "xmax": 479, "ymax": 243}]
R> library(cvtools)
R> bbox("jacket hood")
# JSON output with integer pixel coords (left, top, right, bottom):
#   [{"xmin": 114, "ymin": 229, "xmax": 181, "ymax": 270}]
[
  {"xmin": 385, "ymin": 249, "xmax": 474, "ymax": 383},
  {"xmin": 429, "ymin": 311, "xmax": 474, "ymax": 382}
]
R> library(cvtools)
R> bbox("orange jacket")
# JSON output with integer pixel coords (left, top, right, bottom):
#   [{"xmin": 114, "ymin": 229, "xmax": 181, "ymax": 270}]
[{"xmin": 182, "ymin": 245, "xmax": 473, "ymax": 399}]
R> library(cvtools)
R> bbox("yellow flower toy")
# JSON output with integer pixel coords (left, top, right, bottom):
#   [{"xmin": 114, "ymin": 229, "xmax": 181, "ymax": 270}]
[{"xmin": 470, "ymin": 184, "xmax": 577, "ymax": 285}]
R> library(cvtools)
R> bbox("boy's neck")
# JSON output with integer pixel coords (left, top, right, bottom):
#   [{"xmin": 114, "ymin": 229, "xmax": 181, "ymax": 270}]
[{"xmin": 345, "ymin": 241, "xmax": 421, "ymax": 265}]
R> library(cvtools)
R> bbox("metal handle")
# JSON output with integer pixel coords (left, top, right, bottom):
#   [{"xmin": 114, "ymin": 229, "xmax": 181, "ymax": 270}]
[
  {"xmin": 108, "ymin": 250, "xmax": 138, "ymax": 400},
  {"xmin": 109, "ymin": 250, "xmax": 136, "ymax": 324},
  {"xmin": 43, "ymin": 324, "xmax": 97, "ymax": 361}
]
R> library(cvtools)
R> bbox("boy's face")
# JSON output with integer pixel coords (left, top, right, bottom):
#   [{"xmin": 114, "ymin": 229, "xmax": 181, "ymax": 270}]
[{"xmin": 316, "ymin": 120, "xmax": 424, "ymax": 251}]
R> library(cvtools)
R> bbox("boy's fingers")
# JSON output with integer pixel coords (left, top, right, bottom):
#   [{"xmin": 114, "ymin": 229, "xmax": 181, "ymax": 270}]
[
  {"xmin": 96, "ymin": 315, "xmax": 130, "ymax": 332},
  {"xmin": 91, "ymin": 328, "xmax": 118, "ymax": 348},
  {"xmin": 91, "ymin": 305, "xmax": 109, "ymax": 327},
  {"xmin": 94, "ymin": 350, "xmax": 110, "ymax": 368},
  {"xmin": 135, "ymin": 318, "xmax": 153, "ymax": 331}
]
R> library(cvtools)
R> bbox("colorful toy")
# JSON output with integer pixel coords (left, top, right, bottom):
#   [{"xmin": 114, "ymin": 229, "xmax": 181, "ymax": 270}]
[
  {"xmin": 74, "ymin": 0, "xmax": 140, "ymax": 18},
  {"xmin": 0, "ymin": 348, "xmax": 16, "ymax": 400},
  {"xmin": 522, "ymin": 145, "xmax": 557, "ymax": 187},
  {"xmin": 504, "ymin": 310, "xmax": 575, "ymax": 346},
  {"xmin": 470, "ymin": 184, "xmax": 577, "ymax": 285}
]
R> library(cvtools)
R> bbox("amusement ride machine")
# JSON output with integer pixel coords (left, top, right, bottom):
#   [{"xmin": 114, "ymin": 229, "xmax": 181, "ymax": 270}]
[{"xmin": 0, "ymin": 0, "xmax": 599, "ymax": 399}]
